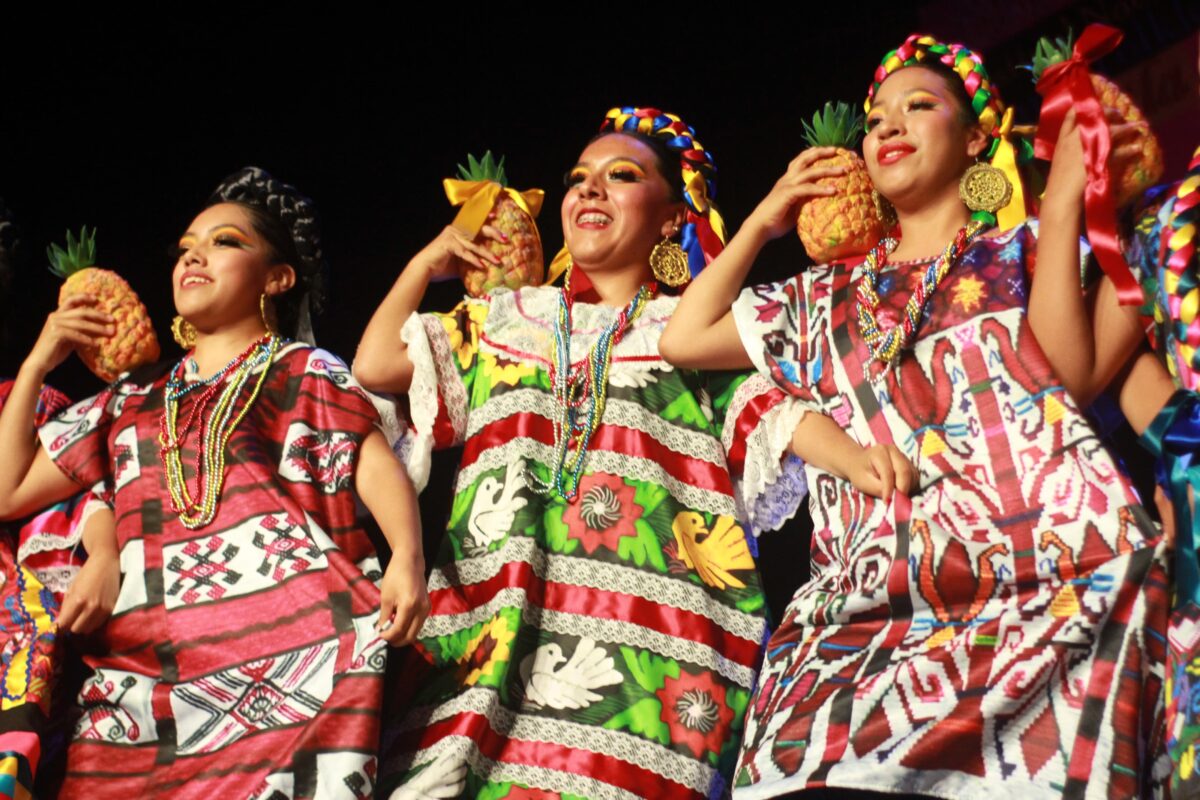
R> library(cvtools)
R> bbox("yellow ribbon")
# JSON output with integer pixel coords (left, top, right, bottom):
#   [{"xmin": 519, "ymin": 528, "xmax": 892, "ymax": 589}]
[
  {"xmin": 442, "ymin": 179, "xmax": 545, "ymax": 236},
  {"xmin": 992, "ymin": 107, "xmax": 1028, "ymax": 231},
  {"xmin": 546, "ymin": 245, "xmax": 572, "ymax": 286}
]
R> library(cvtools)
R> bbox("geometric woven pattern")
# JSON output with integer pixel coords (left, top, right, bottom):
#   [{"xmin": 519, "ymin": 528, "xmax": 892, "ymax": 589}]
[
  {"xmin": 731, "ymin": 223, "xmax": 1170, "ymax": 798},
  {"xmin": 41, "ymin": 346, "xmax": 389, "ymax": 796}
]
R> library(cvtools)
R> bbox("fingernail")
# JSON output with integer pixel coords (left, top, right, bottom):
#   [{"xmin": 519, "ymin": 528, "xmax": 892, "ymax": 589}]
[{"xmin": 500, "ymin": 232, "xmax": 509, "ymax": 242}]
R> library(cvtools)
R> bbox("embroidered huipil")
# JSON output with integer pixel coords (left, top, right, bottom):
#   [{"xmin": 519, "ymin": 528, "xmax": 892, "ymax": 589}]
[
  {"xmin": 378, "ymin": 285, "xmax": 806, "ymax": 800},
  {"xmin": 39, "ymin": 345, "xmax": 399, "ymax": 799},
  {"xmin": 731, "ymin": 224, "xmax": 1170, "ymax": 799}
]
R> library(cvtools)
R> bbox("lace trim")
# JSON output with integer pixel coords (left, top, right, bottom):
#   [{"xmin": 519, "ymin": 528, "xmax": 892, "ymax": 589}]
[
  {"xmin": 455, "ymin": 440, "xmax": 738, "ymax": 518},
  {"xmin": 33, "ymin": 566, "xmax": 80, "ymax": 596},
  {"xmin": 399, "ymin": 312, "xmax": 466, "ymax": 492},
  {"xmin": 420, "ymin": 598, "xmax": 755, "ymax": 687},
  {"xmin": 393, "ymin": 687, "xmax": 717, "ymax": 793},
  {"xmin": 483, "ymin": 288, "xmax": 681, "ymax": 363},
  {"xmin": 465, "ymin": 389, "xmax": 726, "ymax": 466},
  {"xmin": 427, "ymin": 536, "xmax": 766, "ymax": 642},
  {"xmin": 388, "ymin": 735, "xmax": 645, "ymax": 800},
  {"xmin": 736, "ymin": 396, "xmax": 810, "ymax": 534}
]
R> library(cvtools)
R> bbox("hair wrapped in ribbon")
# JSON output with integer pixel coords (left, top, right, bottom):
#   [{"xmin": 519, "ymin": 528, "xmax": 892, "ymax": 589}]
[
  {"xmin": 866, "ymin": 34, "xmax": 1034, "ymax": 229},
  {"xmin": 549, "ymin": 106, "xmax": 727, "ymax": 286},
  {"xmin": 209, "ymin": 166, "xmax": 327, "ymax": 343}
]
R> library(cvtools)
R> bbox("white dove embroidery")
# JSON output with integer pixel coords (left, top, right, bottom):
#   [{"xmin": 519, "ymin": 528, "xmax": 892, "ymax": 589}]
[
  {"xmin": 520, "ymin": 638, "xmax": 623, "ymax": 710},
  {"xmin": 467, "ymin": 463, "xmax": 528, "ymax": 549},
  {"xmin": 389, "ymin": 749, "xmax": 468, "ymax": 799}
]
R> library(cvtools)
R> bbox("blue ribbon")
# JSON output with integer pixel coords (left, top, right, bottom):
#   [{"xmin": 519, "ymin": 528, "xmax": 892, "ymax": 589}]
[
  {"xmin": 679, "ymin": 221, "xmax": 704, "ymax": 278},
  {"xmin": 1141, "ymin": 389, "xmax": 1200, "ymax": 605}
]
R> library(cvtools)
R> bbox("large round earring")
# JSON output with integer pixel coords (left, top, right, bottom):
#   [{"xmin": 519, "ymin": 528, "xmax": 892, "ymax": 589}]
[
  {"xmin": 871, "ymin": 189, "xmax": 897, "ymax": 230},
  {"xmin": 171, "ymin": 315, "xmax": 197, "ymax": 349},
  {"xmin": 260, "ymin": 293, "xmax": 278, "ymax": 335},
  {"xmin": 959, "ymin": 161, "xmax": 1012, "ymax": 215},
  {"xmin": 650, "ymin": 236, "xmax": 689, "ymax": 287}
]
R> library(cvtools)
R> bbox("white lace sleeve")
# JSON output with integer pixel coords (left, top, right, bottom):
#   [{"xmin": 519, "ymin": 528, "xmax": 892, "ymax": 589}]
[
  {"xmin": 400, "ymin": 311, "xmax": 471, "ymax": 492},
  {"xmin": 722, "ymin": 374, "xmax": 809, "ymax": 535}
]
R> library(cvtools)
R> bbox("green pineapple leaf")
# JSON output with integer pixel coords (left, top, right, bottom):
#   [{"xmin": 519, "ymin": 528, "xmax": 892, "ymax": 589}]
[
  {"xmin": 801, "ymin": 101, "xmax": 863, "ymax": 149},
  {"xmin": 1023, "ymin": 28, "xmax": 1074, "ymax": 82},
  {"xmin": 456, "ymin": 150, "xmax": 509, "ymax": 186},
  {"xmin": 47, "ymin": 225, "xmax": 97, "ymax": 278}
]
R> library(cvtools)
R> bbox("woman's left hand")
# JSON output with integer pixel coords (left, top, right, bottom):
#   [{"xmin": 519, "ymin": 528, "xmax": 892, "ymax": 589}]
[
  {"xmin": 376, "ymin": 554, "xmax": 430, "ymax": 646},
  {"xmin": 58, "ymin": 550, "xmax": 120, "ymax": 635},
  {"xmin": 1042, "ymin": 108, "xmax": 1148, "ymax": 212}
]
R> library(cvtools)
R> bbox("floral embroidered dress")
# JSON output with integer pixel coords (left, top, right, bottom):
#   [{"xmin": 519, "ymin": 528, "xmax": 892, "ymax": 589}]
[
  {"xmin": 378, "ymin": 284, "xmax": 805, "ymax": 800},
  {"xmin": 730, "ymin": 223, "xmax": 1170, "ymax": 799},
  {"xmin": 38, "ymin": 344, "xmax": 399, "ymax": 799},
  {"xmin": 0, "ymin": 380, "xmax": 102, "ymax": 799}
]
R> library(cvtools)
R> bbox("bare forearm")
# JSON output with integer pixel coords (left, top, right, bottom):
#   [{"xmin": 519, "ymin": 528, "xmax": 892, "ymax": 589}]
[
  {"xmin": 353, "ymin": 261, "xmax": 433, "ymax": 394},
  {"xmin": 0, "ymin": 363, "xmax": 45, "ymax": 490},
  {"xmin": 660, "ymin": 225, "xmax": 770, "ymax": 369},
  {"xmin": 789, "ymin": 411, "xmax": 859, "ymax": 479},
  {"xmin": 1029, "ymin": 202, "xmax": 1094, "ymax": 401},
  {"xmin": 356, "ymin": 431, "xmax": 423, "ymax": 562},
  {"xmin": 1116, "ymin": 349, "xmax": 1176, "ymax": 435}
]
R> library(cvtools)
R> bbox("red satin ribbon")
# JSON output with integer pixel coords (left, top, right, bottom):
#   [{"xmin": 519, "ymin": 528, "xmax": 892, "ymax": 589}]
[{"xmin": 1034, "ymin": 23, "xmax": 1142, "ymax": 305}]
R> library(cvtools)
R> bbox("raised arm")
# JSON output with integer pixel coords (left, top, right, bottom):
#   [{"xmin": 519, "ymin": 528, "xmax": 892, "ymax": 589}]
[
  {"xmin": 1028, "ymin": 109, "xmax": 1148, "ymax": 404},
  {"xmin": 353, "ymin": 225, "xmax": 502, "ymax": 394},
  {"xmin": 355, "ymin": 428, "xmax": 429, "ymax": 646},
  {"xmin": 0, "ymin": 296, "xmax": 111, "ymax": 519},
  {"xmin": 661, "ymin": 147, "xmax": 844, "ymax": 370}
]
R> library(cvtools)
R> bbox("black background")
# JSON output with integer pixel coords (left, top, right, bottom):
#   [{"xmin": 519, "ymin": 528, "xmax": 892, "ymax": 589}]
[{"xmin": 2, "ymin": 4, "xmax": 1197, "ymax": 617}]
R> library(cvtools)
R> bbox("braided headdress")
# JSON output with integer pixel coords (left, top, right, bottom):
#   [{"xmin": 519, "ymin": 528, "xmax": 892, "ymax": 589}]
[
  {"xmin": 866, "ymin": 34, "xmax": 1033, "ymax": 228},
  {"xmin": 549, "ymin": 106, "xmax": 727, "ymax": 285},
  {"xmin": 209, "ymin": 167, "xmax": 327, "ymax": 343},
  {"xmin": 1161, "ymin": 146, "xmax": 1200, "ymax": 390}
]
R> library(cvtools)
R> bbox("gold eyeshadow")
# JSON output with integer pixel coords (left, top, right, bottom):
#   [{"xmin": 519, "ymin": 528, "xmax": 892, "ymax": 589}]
[{"xmin": 209, "ymin": 225, "xmax": 253, "ymax": 245}]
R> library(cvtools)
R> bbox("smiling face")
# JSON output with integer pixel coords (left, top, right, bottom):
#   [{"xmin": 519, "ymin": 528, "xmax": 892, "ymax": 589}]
[
  {"xmin": 172, "ymin": 202, "xmax": 295, "ymax": 333},
  {"xmin": 561, "ymin": 133, "xmax": 685, "ymax": 278},
  {"xmin": 863, "ymin": 66, "xmax": 989, "ymax": 212}
]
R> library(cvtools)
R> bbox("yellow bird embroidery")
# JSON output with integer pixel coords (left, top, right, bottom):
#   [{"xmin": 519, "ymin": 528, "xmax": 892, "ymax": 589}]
[{"xmin": 671, "ymin": 512, "xmax": 754, "ymax": 590}]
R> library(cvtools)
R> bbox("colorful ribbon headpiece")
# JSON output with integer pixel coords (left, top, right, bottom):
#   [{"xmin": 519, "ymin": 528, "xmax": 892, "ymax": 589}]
[
  {"xmin": 548, "ymin": 106, "xmax": 728, "ymax": 286},
  {"xmin": 1033, "ymin": 23, "xmax": 1141, "ymax": 305},
  {"xmin": 866, "ymin": 34, "xmax": 1033, "ymax": 230},
  {"xmin": 1160, "ymin": 146, "xmax": 1200, "ymax": 388}
]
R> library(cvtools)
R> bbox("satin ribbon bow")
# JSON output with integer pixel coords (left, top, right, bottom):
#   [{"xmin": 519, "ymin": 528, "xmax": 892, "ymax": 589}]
[
  {"xmin": 442, "ymin": 179, "xmax": 544, "ymax": 237},
  {"xmin": 1033, "ymin": 23, "xmax": 1142, "ymax": 305}
]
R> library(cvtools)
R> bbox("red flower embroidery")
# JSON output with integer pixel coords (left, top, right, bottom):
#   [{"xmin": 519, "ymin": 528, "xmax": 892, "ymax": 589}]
[
  {"xmin": 562, "ymin": 473, "xmax": 639, "ymax": 555},
  {"xmin": 656, "ymin": 667, "xmax": 734, "ymax": 759}
]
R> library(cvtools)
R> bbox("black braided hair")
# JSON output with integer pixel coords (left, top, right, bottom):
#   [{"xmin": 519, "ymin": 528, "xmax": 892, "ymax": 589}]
[{"xmin": 207, "ymin": 167, "xmax": 328, "ymax": 339}]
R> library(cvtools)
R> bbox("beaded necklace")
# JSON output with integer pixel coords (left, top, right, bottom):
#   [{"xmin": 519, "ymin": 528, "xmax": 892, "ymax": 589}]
[
  {"xmin": 527, "ymin": 271, "xmax": 652, "ymax": 502},
  {"xmin": 856, "ymin": 219, "xmax": 985, "ymax": 377},
  {"xmin": 159, "ymin": 334, "xmax": 282, "ymax": 529}
]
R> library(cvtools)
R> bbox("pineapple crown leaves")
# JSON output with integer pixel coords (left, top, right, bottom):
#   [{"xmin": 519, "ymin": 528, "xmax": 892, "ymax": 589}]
[
  {"xmin": 47, "ymin": 226, "xmax": 98, "ymax": 278},
  {"xmin": 801, "ymin": 102, "xmax": 865, "ymax": 150},
  {"xmin": 1022, "ymin": 28, "xmax": 1075, "ymax": 82},
  {"xmin": 456, "ymin": 151, "xmax": 509, "ymax": 187}
]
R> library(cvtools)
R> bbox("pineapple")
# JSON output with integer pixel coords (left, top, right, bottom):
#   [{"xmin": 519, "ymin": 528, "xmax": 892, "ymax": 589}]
[
  {"xmin": 796, "ymin": 102, "xmax": 887, "ymax": 263},
  {"xmin": 1029, "ymin": 31, "xmax": 1163, "ymax": 208},
  {"xmin": 453, "ymin": 152, "xmax": 543, "ymax": 297},
  {"xmin": 48, "ymin": 227, "xmax": 160, "ymax": 382}
]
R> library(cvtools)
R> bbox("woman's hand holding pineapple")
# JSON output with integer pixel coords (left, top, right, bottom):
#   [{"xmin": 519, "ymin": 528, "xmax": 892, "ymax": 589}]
[
  {"xmin": 27, "ymin": 294, "xmax": 114, "ymax": 378},
  {"xmin": 744, "ymin": 147, "xmax": 845, "ymax": 242},
  {"xmin": 410, "ymin": 221, "xmax": 506, "ymax": 282}
]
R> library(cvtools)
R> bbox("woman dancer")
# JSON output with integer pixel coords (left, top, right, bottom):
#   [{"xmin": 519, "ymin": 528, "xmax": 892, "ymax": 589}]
[
  {"xmin": 662, "ymin": 36, "xmax": 1169, "ymax": 798},
  {"xmin": 356, "ymin": 106, "xmax": 901, "ymax": 799},
  {"xmin": 0, "ymin": 167, "xmax": 428, "ymax": 797}
]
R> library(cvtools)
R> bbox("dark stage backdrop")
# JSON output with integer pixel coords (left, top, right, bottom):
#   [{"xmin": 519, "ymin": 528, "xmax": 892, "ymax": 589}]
[{"xmin": 2, "ymin": 4, "xmax": 1196, "ymax": 618}]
